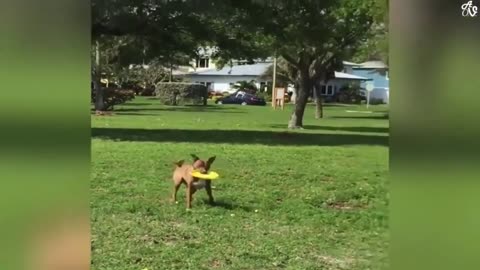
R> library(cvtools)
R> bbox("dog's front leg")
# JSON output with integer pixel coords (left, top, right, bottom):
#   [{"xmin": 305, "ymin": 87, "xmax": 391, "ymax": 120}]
[
  {"xmin": 205, "ymin": 180, "xmax": 215, "ymax": 204},
  {"xmin": 186, "ymin": 183, "xmax": 193, "ymax": 209}
]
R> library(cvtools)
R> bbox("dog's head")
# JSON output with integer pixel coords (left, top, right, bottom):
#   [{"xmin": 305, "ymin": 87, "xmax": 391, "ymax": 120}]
[{"xmin": 191, "ymin": 154, "xmax": 216, "ymax": 174}]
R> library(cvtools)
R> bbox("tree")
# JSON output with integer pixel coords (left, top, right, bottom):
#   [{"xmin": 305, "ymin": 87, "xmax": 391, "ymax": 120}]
[
  {"xmin": 261, "ymin": 58, "xmax": 298, "ymax": 87},
  {"xmin": 91, "ymin": 0, "xmax": 274, "ymax": 105},
  {"xmin": 213, "ymin": 0, "xmax": 377, "ymax": 128},
  {"xmin": 265, "ymin": 0, "xmax": 375, "ymax": 128},
  {"xmin": 260, "ymin": 57, "xmax": 299, "ymax": 103},
  {"xmin": 352, "ymin": 0, "xmax": 389, "ymax": 64},
  {"xmin": 91, "ymin": 0, "xmax": 216, "ymax": 111},
  {"xmin": 91, "ymin": 0, "xmax": 384, "ymax": 124}
]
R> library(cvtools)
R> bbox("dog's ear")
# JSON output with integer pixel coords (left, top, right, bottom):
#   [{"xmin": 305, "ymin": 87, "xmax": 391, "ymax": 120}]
[
  {"xmin": 206, "ymin": 156, "xmax": 216, "ymax": 169},
  {"xmin": 190, "ymin": 154, "xmax": 200, "ymax": 162},
  {"xmin": 173, "ymin": 160, "xmax": 184, "ymax": 167}
]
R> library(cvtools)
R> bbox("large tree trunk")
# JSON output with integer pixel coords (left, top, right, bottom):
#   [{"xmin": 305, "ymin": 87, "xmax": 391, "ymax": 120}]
[
  {"xmin": 291, "ymin": 84, "xmax": 298, "ymax": 105},
  {"xmin": 288, "ymin": 72, "xmax": 312, "ymax": 129},
  {"xmin": 315, "ymin": 97, "xmax": 323, "ymax": 118},
  {"xmin": 313, "ymin": 87, "xmax": 323, "ymax": 119},
  {"xmin": 94, "ymin": 40, "xmax": 105, "ymax": 111}
]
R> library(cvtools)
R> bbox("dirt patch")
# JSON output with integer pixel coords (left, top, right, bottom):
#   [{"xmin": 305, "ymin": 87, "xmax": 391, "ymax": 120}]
[
  {"xmin": 315, "ymin": 254, "xmax": 355, "ymax": 269},
  {"xmin": 326, "ymin": 201, "xmax": 366, "ymax": 210},
  {"xmin": 94, "ymin": 111, "xmax": 115, "ymax": 116},
  {"xmin": 211, "ymin": 259, "xmax": 223, "ymax": 268}
]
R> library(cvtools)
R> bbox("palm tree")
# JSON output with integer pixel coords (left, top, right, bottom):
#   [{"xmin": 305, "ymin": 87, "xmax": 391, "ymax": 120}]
[{"xmin": 232, "ymin": 80, "xmax": 258, "ymax": 94}]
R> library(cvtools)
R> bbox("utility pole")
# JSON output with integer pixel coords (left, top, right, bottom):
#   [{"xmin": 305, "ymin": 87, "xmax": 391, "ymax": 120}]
[
  {"xmin": 94, "ymin": 40, "xmax": 104, "ymax": 111},
  {"xmin": 272, "ymin": 52, "xmax": 277, "ymax": 107}
]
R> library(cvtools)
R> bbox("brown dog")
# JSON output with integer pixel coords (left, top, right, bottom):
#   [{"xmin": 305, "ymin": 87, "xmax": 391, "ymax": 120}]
[{"xmin": 172, "ymin": 154, "xmax": 216, "ymax": 208}]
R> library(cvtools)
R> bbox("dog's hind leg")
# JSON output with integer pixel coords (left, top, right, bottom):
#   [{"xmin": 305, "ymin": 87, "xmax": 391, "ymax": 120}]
[{"xmin": 172, "ymin": 181, "xmax": 181, "ymax": 203}]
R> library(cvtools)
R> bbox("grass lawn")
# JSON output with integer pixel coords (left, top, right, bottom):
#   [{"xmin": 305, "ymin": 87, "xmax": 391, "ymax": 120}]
[{"xmin": 91, "ymin": 97, "xmax": 389, "ymax": 270}]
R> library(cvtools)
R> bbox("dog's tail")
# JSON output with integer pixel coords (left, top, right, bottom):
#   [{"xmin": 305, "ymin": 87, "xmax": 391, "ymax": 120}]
[{"xmin": 173, "ymin": 160, "xmax": 185, "ymax": 167}]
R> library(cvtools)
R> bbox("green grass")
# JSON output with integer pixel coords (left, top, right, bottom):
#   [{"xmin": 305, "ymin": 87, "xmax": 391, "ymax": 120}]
[{"xmin": 91, "ymin": 97, "xmax": 389, "ymax": 270}]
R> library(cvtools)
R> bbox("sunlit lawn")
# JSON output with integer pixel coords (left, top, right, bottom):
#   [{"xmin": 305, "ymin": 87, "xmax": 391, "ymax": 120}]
[{"xmin": 91, "ymin": 96, "xmax": 389, "ymax": 270}]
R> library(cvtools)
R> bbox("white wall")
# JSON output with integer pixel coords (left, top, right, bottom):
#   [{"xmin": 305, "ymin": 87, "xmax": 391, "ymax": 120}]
[
  {"xmin": 185, "ymin": 75, "xmax": 266, "ymax": 93},
  {"xmin": 344, "ymin": 66, "xmax": 353, "ymax": 74}
]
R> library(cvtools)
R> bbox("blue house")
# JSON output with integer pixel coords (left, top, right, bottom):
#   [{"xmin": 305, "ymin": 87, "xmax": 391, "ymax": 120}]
[{"xmin": 343, "ymin": 61, "xmax": 389, "ymax": 104}]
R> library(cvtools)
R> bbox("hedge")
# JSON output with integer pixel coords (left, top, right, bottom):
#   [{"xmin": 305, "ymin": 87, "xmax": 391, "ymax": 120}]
[
  {"xmin": 91, "ymin": 87, "xmax": 135, "ymax": 111},
  {"xmin": 155, "ymin": 82, "xmax": 208, "ymax": 105}
]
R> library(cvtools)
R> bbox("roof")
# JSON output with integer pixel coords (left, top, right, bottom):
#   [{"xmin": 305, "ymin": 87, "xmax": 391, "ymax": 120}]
[
  {"xmin": 356, "ymin": 61, "xmax": 388, "ymax": 69},
  {"xmin": 189, "ymin": 62, "xmax": 272, "ymax": 76},
  {"xmin": 188, "ymin": 62, "xmax": 369, "ymax": 80},
  {"xmin": 342, "ymin": 61, "xmax": 362, "ymax": 66},
  {"xmin": 334, "ymin": 71, "xmax": 369, "ymax": 80}
]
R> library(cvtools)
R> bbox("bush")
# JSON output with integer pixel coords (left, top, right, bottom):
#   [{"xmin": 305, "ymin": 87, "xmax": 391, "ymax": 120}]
[
  {"xmin": 210, "ymin": 92, "xmax": 225, "ymax": 102},
  {"xmin": 139, "ymin": 86, "xmax": 156, "ymax": 96},
  {"xmin": 256, "ymin": 91, "xmax": 271, "ymax": 101},
  {"xmin": 91, "ymin": 87, "xmax": 135, "ymax": 111},
  {"xmin": 368, "ymin": 98, "xmax": 385, "ymax": 105},
  {"xmin": 335, "ymin": 84, "xmax": 364, "ymax": 104},
  {"xmin": 155, "ymin": 82, "xmax": 208, "ymax": 105}
]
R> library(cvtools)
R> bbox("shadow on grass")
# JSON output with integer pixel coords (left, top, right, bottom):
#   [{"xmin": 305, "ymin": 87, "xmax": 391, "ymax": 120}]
[
  {"xmin": 91, "ymin": 128, "xmax": 389, "ymax": 146},
  {"xmin": 269, "ymin": 124, "xmax": 389, "ymax": 133},
  {"xmin": 118, "ymin": 102, "xmax": 154, "ymax": 106},
  {"xmin": 114, "ymin": 112, "xmax": 164, "ymax": 116},
  {"xmin": 114, "ymin": 105, "xmax": 245, "ymax": 114},
  {"xmin": 320, "ymin": 103, "xmax": 357, "ymax": 107},
  {"xmin": 330, "ymin": 114, "xmax": 389, "ymax": 120},
  {"xmin": 205, "ymin": 199, "xmax": 254, "ymax": 212}
]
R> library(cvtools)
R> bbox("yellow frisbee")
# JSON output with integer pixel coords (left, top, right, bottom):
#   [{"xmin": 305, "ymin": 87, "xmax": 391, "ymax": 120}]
[{"xmin": 191, "ymin": 170, "xmax": 220, "ymax": 180}]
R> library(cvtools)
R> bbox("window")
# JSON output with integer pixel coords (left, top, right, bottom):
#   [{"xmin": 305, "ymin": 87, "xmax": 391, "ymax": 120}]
[
  {"xmin": 321, "ymin": 85, "xmax": 327, "ymax": 95},
  {"xmin": 260, "ymin": 82, "xmax": 266, "ymax": 91},
  {"xmin": 386, "ymin": 70, "xmax": 389, "ymax": 80},
  {"xmin": 196, "ymin": 57, "xmax": 210, "ymax": 68},
  {"xmin": 327, "ymin": 85, "xmax": 334, "ymax": 96},
  {"xmin": 320, "ymin": 85, "xmax": 334, "ymax": 96},
  {"xmin": 236, "ymin": 91, "xmax": 246, "ymax": 98}
]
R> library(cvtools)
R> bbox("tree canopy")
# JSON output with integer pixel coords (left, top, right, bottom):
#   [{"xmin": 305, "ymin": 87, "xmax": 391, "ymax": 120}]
[{"xmin": 91, "ymin": 0, "xmax": 387, "ymax": 127}]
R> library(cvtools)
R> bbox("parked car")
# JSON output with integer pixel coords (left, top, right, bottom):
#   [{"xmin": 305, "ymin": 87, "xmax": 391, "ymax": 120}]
[{"xmin": 215, "ymin": 91, "xmax": 266, "ymax": 106}]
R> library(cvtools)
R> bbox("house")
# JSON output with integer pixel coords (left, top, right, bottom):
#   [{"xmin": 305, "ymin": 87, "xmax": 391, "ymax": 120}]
[
  {"xmin": 183, "ymin": 47, "xmax": 267, "ymax": 73},
  {"xmin": 180, "ymin": 59, "xmax": 369, "ymax": 96},
  {"xmin": 183, "ymin": 61, "xmax": 272, "ymax": 93},
  {"xmin": 347, "ymin": 61, "xmax": 389, "ymax": 103}
]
